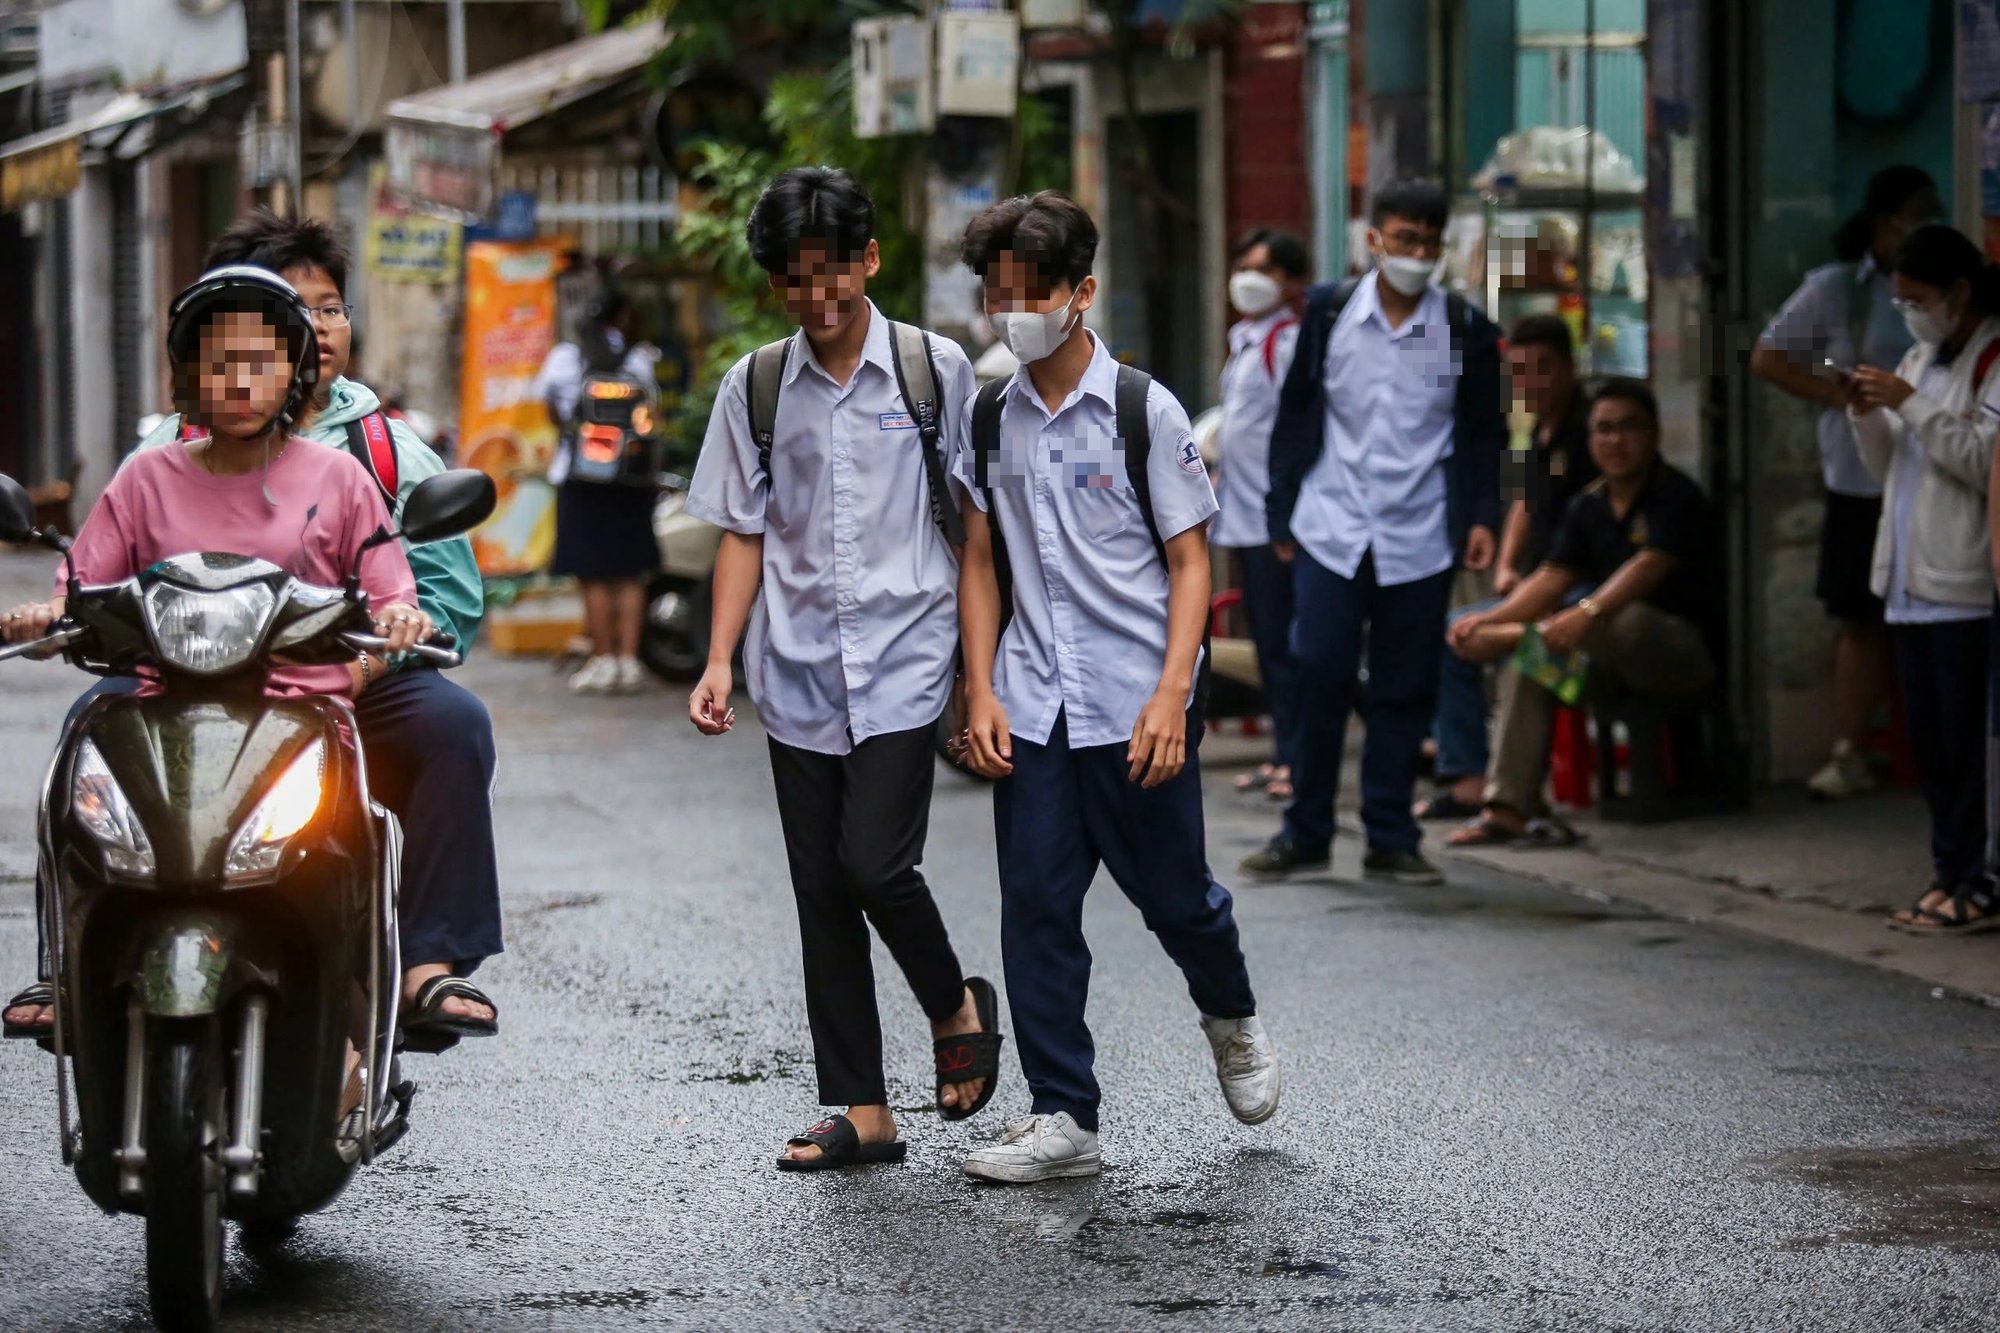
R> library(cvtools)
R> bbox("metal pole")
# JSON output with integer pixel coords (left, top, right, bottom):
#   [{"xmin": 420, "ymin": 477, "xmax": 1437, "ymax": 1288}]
[
  {"xmin": 285, "ymin": 0, "xmax": 303, "ymax": 213},
  {"xmin": 447, "ymin": 0, "xmax": 467, "ymax": 84}
]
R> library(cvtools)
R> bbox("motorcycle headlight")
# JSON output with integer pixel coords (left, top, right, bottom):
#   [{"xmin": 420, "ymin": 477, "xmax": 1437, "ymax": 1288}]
[
  {"xmin": 224, "ymin": 740, "xmax": 327, "ymax": 885},
  {"xmin": 143, "ymin": 582, "xmax": 278, "ymax": 675},
  {"xmin": 72, "ymin": 740, "xmax": 154, "ymax": 880}
]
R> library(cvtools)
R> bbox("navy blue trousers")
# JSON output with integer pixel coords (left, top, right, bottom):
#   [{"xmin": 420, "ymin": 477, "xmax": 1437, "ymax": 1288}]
[
  {"xmin": 995, "ymin": 708, "xmax": 1256, "ymax": 1132},
  {"xmin": 1892, "ymin": 618, "xmax": 1990, "ymax": 890},
  {"xmin": 1235, "ymin": 544, "xmax": 1303, "ymax": 773},
  {"xmin": 1283, "ymin": 549, "xmax": 1454, "ymax": 856},
  {"xmin": 44, "ymin": 669, "xmax": 503, "ymax": 976}
]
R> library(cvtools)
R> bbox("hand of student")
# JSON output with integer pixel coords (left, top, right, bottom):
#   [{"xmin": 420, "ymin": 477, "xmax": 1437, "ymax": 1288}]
[
  {"xmin": 1492, "ymin": 565, "xmax": 1521, "ymax": 597},
  {"xmin": 1463, "ymin": 525, "xmax": 1496, "ymax": 573},
  {"xmin": 1538, "ymin": 606, "xmax": 1593, "ymax": 657},
  {"xmin": 1850, "ymin": 366, "xmax": 1914, "ymax": 413},
  {"xmin": 1128, "ymin": 689, "xmax": 1188, "ymax": 788},
  {"xmin": 965, "ymin": 688, "xmax": 1013, "ymax": 778},
  {"xmin": 1272, "ymin": 542, "xmax": 1297, "ymax": 565},
  {"xmin": 689, "ymin": 663, "xmax": 737, "ymax": 736},
  {"xmin": 1447, "ymin": 611, "xmax": 1489, "ymax": 658},
  {"xmin": 373, "ymin": 604, "xmax": 433, "ymax": 654},
  {"xmin": 1, "ymin": 602, "xmax": 55, "ymax": 645}
]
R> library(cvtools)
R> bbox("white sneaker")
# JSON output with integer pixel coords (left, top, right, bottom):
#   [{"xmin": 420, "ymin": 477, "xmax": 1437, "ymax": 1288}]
[
  {"xmin": 567, "ymin": 656, "xmax": 616, "ymax": 695},
  {"xmin": 613, "ymin": 657, "xmax": 646, "ymax": 693},
  {"xmin": 1201, "ymin": 1013, "xmax": 1281, "ymax": 1125},
  {"xmin": 1806, "ymin": 739, "xmax": 1876, "ymax": 801},
  {"xmin": 962, "ymin": 1113, "xmax": 1101, "ymax": 1183}
]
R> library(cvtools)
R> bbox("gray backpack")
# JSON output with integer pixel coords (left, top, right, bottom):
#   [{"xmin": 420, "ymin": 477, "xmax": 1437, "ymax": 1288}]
[{"xmin": 744, "ymin": 321, "xmax": 966, "ymax": 545}]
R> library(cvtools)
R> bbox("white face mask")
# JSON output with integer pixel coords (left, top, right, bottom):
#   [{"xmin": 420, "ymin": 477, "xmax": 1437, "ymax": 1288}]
[
  {"xmin": 992, "ymin": 288, "xmax": 1084, "ymax": 365},
  {"xmin": 1903, "ymin": 301, "xmax": 1954, "ymax": 347},
  {"xmin": 1229, "ymin": 270, "xmax": 1283, "ymax": 317},
  {"xmin": 1377, "ymin": 252, "xmax": 1438, "ymax": 297}
]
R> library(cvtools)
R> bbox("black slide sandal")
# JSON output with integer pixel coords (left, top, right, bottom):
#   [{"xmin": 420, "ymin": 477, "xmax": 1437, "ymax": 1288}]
[
  {"xmin": 4, "ymin": 981, "xmax": 55, "ymax": 1050},
  {"xmin": 935, "ymin": 976, "xmax": 1004, "ymax": 1122},
  {"xmin": 776, "ymin": 1114, "xmax": 908, "ymax": 1172},
  {"xmin": 400, "ymin": 976, "xmax": 499, "ymax": 1055}
]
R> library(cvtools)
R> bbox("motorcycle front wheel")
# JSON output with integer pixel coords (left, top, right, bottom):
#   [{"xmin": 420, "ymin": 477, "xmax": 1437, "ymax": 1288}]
[
  {"xmin": 143, "ymin": 1018, "xmax": 227, "ymax": 1332},
  {"xmin": 639, "ymin": 577, "xmax": 711, "ymax": 683}
]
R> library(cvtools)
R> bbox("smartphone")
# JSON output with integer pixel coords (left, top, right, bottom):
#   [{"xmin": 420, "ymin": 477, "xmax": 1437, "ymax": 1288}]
[{"xmin": 1820, "ymin": 357, "xmax": 1855, "ymax": 381}]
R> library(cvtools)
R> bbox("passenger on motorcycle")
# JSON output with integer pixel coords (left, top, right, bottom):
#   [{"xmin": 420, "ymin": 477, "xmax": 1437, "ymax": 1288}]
[{"xmin": 2, "ymin": 258, "xmax": 502, "ymax": 1052}]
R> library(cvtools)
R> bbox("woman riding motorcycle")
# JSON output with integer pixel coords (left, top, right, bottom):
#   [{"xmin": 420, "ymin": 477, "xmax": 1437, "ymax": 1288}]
[{"xmin": 1, "ymin": 265, "xmax": 500, "ymax": 1051}]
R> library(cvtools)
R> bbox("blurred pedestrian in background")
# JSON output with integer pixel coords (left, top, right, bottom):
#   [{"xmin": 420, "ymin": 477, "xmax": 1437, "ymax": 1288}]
[
  {"xmin": 536, "ymin": 289, "xmax": 662, "ymax": 695},
  {"xmin": 1752, "ymin": 165, "xmax": 1941, "ymax": 801},
  {"xmin": 1213, "ymin": 228, "xmax": 1308, "ymax": 803},
  {"xmin": 1847, "ymin": 224, "xmax": 2000, "ymax": 934}
]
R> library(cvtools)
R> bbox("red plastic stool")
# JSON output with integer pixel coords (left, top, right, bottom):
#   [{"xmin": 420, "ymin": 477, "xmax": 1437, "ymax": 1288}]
[{"xmin": 1549, "ymin": 704, "xmax": 1596, "ymax": 809}]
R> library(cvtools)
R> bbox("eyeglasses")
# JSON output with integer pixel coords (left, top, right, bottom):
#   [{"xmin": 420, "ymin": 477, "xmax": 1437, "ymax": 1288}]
[{"xmin": 307, "ymin": 303, "xmax": 354, "ymax": 328}]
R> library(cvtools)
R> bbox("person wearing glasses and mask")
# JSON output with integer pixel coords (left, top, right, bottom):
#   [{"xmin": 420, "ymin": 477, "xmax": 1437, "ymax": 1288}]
[{"xmin": 1240, "ymin": 178, "xmax": 1506, "ymax": 887}]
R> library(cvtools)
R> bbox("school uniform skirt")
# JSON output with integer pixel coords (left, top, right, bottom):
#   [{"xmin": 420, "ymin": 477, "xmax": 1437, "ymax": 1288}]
[{"xmin": 550, "ymin": 479, "xmax": 659, "ymax": 581}]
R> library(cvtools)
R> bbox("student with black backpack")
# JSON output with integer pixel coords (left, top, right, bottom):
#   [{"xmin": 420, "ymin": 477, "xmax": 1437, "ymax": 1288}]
[
  {"xmin": 953, "ymin": 191, "xmax": 1280, "ymax": 1184},
  {"xmin": 683, "ymin": 167, "xmax": 1003, "ymax": 1171}
]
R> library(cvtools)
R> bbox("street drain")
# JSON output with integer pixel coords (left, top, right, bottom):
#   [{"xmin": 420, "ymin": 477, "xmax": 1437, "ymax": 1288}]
[{"xmin": 1756, "ymin": 1141, "xmax": 2000, "ymax": 1250}]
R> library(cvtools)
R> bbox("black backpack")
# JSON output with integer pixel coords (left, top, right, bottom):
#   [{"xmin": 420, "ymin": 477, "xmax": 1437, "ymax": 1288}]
[
  {"xmin": 744, "ymin": 321, "xmax": 965, "ymax": 545},
  {"xmin": 968, "ymin": 362, "xmax": 1211, "ymax": 712},
  {"xmin": 569, "ymin": 365, "xmax": 661, "ymax": 487}
]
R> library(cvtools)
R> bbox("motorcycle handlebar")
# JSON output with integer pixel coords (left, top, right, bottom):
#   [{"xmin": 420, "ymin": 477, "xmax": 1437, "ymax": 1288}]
[
  {"xmin": 340, "ymin": 631, "xmax": 463, "ymax": 669},
  {"xmin": 0, "ymin": 624, "xmax": 84, "ymax": 662}
]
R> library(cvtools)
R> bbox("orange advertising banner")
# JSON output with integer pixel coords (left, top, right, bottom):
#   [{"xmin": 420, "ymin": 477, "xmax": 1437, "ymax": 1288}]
[{"xmin": 458, "ymin": 239, "xmax": 570, "ymax": 576}]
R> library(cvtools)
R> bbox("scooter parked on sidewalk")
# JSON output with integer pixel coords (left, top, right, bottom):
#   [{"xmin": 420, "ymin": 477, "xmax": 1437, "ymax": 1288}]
[{"xmin": 0, "ymin": 468, "xmax": 494, "ymax": 1333}]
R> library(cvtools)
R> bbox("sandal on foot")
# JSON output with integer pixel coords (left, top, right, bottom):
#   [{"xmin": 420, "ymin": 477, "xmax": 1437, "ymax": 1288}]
[
  {"xmin": 1415, "ymin": 791, "xmax": 1482, "ymax": 822},
  {"xmin": 3, "ymin": 981, "xmax": 55, "ymax": 1048},
  {"xmin": 1233, "ymin": 765, "xmax": 1278, "ymax": 793},
  {"xmin": 1520, "ymin": 816, "xmax": 1584, "ymax": 849},
  {"xmin": 399, "ymin": 976, "xmax": 499, "ymax": 1055},
  {"xmin": 1897, "ymin": 884, "xmax": 2000, "ymax": 937},
  {"xmin": 936, "ymin": 976, "xmax": 1005, "ymax": 1122},
  {"xmin": 1447, "ymin": 816, "xmax": 1523, "ymax": 847},
  {"xmin": 775, "ymin": 1114, "xmax": 908, "ymax": 1172},
  {"xmin": 1888, "ymin": 884, "xmax": 1951, "ymax": 930}
]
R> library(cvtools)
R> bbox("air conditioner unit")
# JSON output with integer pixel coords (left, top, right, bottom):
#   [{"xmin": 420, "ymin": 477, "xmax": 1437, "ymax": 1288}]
[{"xmin": 852, "ymin": 16, "xmax": 934, "ymax": 139}]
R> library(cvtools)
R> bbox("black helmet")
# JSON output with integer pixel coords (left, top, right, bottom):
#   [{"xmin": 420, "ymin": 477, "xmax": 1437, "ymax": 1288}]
[{"xmin": 166, "ymin": 265, "xmax": 321, "ymax": 432}]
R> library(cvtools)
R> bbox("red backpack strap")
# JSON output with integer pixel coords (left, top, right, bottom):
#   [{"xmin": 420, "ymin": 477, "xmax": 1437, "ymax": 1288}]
[
  {"xmin": 177, "ymin": 419, "xmax": 209, "ymax": 443},
  {"xmin": 344, "ymin": 410, "xmax": 400, "ymax": 514},
  {"xmin": 1262, "ymin": 316, "xmax": 1299, "ymax": 379}
]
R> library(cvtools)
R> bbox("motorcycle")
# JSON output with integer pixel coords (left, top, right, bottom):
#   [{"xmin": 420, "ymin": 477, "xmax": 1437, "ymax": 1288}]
[
  {"xmin": 0, "ymin": 468, "xmax": 495, "ymax": 1332},
  {"xmin": 640, "ymin": 467, "xmax": 716, "ymax": 684}
]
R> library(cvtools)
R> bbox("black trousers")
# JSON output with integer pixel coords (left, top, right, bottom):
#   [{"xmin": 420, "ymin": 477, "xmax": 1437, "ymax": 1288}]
[
  {"xmin": 1893, "ymin": 618, "xmax": 1991, "ymax": 890},
  {"xmin": 766, "ymin": 721, "xmax": 966, "ymax": 1107}
]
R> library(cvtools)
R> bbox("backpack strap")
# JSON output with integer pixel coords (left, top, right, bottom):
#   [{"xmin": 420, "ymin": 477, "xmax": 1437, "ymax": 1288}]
[
  {"xmin": 970, "ymin": 377, "xmax": 1013, "ymax": 625},
  {"xmin": 888, "ymin": 320, "xmax": 968, "ymax": 546},
  {"xmin": 1113, "ymin": 363, "xmax": 1212, "ymax": 714},
  {"xmin": 744, "ymin": 337, "xmax": 793, "ymax": 482},
  {"xmin": 344, "ymin": 410, "xmax": 400, "ymax": 514}
]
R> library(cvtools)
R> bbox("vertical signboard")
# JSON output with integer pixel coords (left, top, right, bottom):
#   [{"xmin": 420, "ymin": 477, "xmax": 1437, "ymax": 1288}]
[{"xmin": 458, "ymin": 239, "xmax": 569, "ymax": 576}]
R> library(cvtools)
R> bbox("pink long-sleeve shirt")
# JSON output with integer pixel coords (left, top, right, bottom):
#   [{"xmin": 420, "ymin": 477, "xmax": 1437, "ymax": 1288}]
[{"xmin": 59, "ymin": 437, "xmax": 418, "ymax": 697}]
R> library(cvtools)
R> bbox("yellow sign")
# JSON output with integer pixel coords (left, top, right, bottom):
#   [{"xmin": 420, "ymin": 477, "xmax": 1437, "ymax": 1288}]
[
  {"xmin": 1, "ymin": 139, "xmax": 81, "ymax": 211},
  {"xmin": 364, "ymin": 164, "xmax": 463, "ymax": 285},
  {"xmin": 459, "ymin": 238, "xmax": 570, "ymax": 576}
]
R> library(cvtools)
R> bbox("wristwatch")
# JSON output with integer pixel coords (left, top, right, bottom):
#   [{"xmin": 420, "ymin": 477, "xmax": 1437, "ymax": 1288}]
[{"xmin": 1577, "ymin": 596, "xmax": 1602, "ymax": 619}]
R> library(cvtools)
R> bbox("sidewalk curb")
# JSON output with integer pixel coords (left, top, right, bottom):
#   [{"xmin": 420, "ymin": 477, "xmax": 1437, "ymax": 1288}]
[{"xmin": 1442, "ymin": 839, "xmax": 2000, "ymax": 1010}]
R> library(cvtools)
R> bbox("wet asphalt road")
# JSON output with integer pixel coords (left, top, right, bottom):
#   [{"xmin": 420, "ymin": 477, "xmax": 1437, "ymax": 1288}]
[{"xmin": 4, "ymin": 637, "xmax": 2000, "ymax": 1331}]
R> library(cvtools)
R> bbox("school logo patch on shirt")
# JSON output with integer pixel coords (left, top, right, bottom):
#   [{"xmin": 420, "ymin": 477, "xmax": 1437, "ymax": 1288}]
[
  {"xmin": 1175, "ymin": 431, "xmax": 1204, "ymax": 476},
  {"xmin": 879, "ymin": 411, "xmax": 916, "ymax": 431}
]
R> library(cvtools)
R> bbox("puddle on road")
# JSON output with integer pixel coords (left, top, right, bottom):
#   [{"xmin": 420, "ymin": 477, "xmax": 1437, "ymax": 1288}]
[
  {"xmin": 1757, "ymin": 1141, "xmax": 2000, "ymax": 1250},
  {"xmin": 504, "ymin": 1288, "xmax": 688, "ymax": 1312},
  {"xmin": 1372, "ymin": 894, "xmax": 1638, "ymax": 926},
  {"xmin": 520, "ymin": 892, "xmax": 604, "ymax": 915}
]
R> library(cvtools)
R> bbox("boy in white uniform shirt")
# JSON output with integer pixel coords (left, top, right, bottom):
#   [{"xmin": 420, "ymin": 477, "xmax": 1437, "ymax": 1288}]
[
  {"xmin": 952, "ymin": 191, "xmax": 1281, "ymax": 1183},
  {"xmin": 685, "ymin": 167, "xmax": 1002, "ymax": 1173}
]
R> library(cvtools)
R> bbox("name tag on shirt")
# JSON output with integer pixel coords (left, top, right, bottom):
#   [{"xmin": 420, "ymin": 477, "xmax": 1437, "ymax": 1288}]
[{"xmin": 879, "ymin": 411, "xmax": 916, "ymax": 431}]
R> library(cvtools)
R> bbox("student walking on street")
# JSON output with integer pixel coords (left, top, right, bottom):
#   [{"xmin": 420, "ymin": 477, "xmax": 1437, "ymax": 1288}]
[
  {"xmin": 1214, "ymin": 229, "xmax": 1309, "ymax": 803},
  {"xmin": 953, "ymin": 191, "xmax": 1280, "ymax": 1184},
  {"xmin": 1847, "ymin": 224, "xmax": 2000, "ymax": 934},
  {"xmin": 684, "ymin": 167, "xmax": 1002, "ymax": 1171},
  {"xmin": 1241, "ymin": 179, "xmax": 1505, "ymax": 887},
  {"xmin": 1752, "ymin": 165, "xmax": 1940, "ymax": 800}
]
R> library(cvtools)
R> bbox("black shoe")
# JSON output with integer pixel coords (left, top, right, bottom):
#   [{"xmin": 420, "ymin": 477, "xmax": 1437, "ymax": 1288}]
[
  {"xmin": 1239, "ymin": 836, "xmax": 1331, "ymax": 879},
  {"xmin": 1362, "ymin": 849, "xmax": 1444, "ymax": 886}
]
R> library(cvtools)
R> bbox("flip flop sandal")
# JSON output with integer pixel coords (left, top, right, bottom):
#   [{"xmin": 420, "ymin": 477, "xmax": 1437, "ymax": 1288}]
[
  {"xmin": 1415, "ymin": 792, "xmax": 1483, "ymax": 822},
  {"xmin": 1234, "ymin": 767, "xmax": 1277, "ymax": 792},
  {"xmin": 3, "ymin": 981, "xmax": 55, "ymax": 1051},
  {"xmin": 1447, "ymin": 816, "xmax": 1522, "ymax": 847},
  {"xmin": 1898, "ymin": 885, "xmax": 2000, "ymax": 937},
  {"xmin": 1521, "ymin": 816, "xmax": 1584, "ymax": 849},
  {"xmin": 399, "ymin": 976, "xmax": 500, "ymax": 1055},
  {"xmin": 1266, "ymin": 779, "xmax": 1295, "ymax": 802},
  {"xmin": 935, "ymin": 976, "xmax": 1005, "ymax": 1122},
  {"xmin": 775, "ymin": 1114, "xmax": 908, "ymax": 1172},
  {"xmin": 1887, "ymin": 886, "xmax": 1952, "ymax": 929}
]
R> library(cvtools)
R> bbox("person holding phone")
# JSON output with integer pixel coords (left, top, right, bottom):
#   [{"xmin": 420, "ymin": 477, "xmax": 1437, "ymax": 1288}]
[{"xmin": 1751, "ymin": 165, "xmax": 1941, "ymax": 800}]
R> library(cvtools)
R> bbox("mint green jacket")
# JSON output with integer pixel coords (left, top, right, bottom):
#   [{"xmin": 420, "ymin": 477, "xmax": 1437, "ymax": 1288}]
[{"xmin": 136, "ymin": 378, "xmax": 486, "ymax": 655}]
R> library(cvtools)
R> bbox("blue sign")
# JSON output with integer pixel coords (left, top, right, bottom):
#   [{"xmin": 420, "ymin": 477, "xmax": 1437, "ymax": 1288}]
[{"xmin": 466, "ymin": 191, "xmax": 538, "ymax": 244}]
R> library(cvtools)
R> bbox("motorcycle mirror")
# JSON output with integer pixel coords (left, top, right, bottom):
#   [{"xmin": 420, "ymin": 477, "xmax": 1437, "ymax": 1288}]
[
  {"xmin": 398, "ymin": 469, "xmax": 497, "ymax": 545},
  {"xmin": 0, "ymin": 474, "xmax": 36, "ymax": 544}
]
